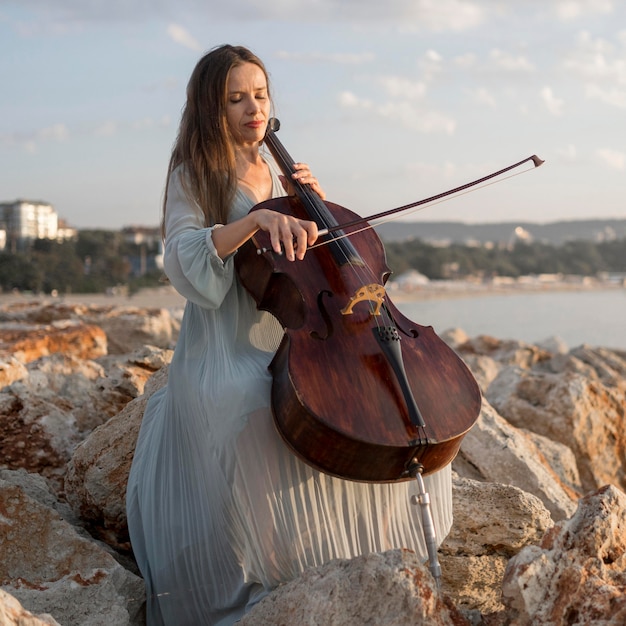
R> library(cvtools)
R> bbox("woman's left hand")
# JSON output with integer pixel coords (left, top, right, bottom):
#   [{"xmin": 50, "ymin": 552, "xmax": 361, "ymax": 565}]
[{"xmin": 281, "ymin": 163, "xmax": 326, "ymax": 201}]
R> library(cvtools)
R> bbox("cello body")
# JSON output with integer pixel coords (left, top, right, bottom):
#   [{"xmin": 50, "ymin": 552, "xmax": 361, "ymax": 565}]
[{"xmin": 235, "ymin": 187, "xmax": 482, "ymax": 483}]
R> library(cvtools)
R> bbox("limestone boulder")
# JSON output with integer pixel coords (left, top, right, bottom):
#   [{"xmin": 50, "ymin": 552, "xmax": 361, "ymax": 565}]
[
  {"xmin": 1, "ymin": 297, "xmax": 625, "ymax": 626},
  {"xmin": 486, "ymin": 364, "xmax": 626, "ymax": 493},
  {"xmin": 0, "ymin": 301, "xmax": 179, "ymax": 356},
  {"xmin": 0, "ymin": 355, "xmax": 28, "ymax": 389},
  {"xmin": 240, "ymin": 549, "xmax": 468, "ymax": 626},
  {"xmin": 0, "ymin": 589, "xmax": 60, "ymax": 626},
  {"xmin": 0, "ymin": 347, "xmax": 171, "ymax": 489},
  {"xmin": 0, "ymin": 385, "xmax": 78, "ymax": 485},
  {"xmin": 81, "ymin": 306, "xmax": 177, "ymax": 354},
  {"xmin": 453, "ymin": 401, "xmax": 580, "ymax": 520},
  {"xmin": 548, "ymin": 344, "xmax": 626, "ymax": 387},
  {"xmin": 501, "ymin": 484, "xmax": 626, "ymax": 625},
  {"xmin": 456, "ymin": 334, "xmax": 553, "ymax": 371},
  {"xmin": 0, "ymin": 471, "xmax": 145, "ymax": 626},
  {"xmin": 440, "ymin": 476, "xmax": 553, "ymax": 615},
  {"xmin": 0, "ymin": 301, "xmax": 89, "ymax": 325},
  {"xmin": 64, "ymin": 366, "xmax": 169, "ymax": 549},
  {"xmin": 0, "ymin": 322, "xmax": 107, "ymax": 363}
]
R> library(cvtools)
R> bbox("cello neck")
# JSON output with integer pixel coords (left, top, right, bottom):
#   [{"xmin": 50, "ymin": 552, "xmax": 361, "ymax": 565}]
[{"xmin": 263, "ymin": 118, "xmax": 361, "ymax": 265}]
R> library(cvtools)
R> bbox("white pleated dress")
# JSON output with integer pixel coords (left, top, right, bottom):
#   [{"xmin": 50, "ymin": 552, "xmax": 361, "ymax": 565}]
[{"xmin": 125, "ymin": 159, "xmax": 453, "ymax": 625}]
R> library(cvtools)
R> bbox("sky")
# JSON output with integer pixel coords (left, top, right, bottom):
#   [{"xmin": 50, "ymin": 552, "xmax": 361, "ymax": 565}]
[{"xmin": 1, "ymin": 0, "xmax": 625, "ymax": 230}]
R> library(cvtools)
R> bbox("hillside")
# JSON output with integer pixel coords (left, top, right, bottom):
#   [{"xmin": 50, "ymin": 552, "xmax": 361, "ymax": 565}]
[{"xmin": 374, "ymin": 219, "xmax": 626, "ymax": 246}]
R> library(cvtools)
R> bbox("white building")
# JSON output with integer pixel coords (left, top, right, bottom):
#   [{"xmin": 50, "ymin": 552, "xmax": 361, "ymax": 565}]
[
  {"xmin": 1, "ymin": 200, "xmax": 57, "ymax": 239},
  {"xmin": 0, "ymin": 200, "xmax": 76, "ymax": 250}
]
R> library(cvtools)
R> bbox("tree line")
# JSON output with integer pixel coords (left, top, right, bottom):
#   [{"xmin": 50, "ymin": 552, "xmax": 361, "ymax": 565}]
[
  {"xmin": 0, "ymin": 230, "xmax": 162, "ymax": 295},
  {"xmin": 0, "ymin": 230, "xmax": 624, "ymax": 295},
  {"xmin": 384, "ymin": 238, "xmax": 626, "ymax": 280}
]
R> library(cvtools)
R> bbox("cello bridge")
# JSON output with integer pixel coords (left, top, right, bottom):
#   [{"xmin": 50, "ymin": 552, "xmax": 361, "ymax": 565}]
[{"xmin": 341, "ymin": 283, "xmax": 386, "ymax": 316}]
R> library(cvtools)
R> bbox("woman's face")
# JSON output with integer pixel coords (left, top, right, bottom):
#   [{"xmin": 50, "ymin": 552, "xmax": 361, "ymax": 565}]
[{"xmin": 225, "ymin": 62, "xmax": 271, "ymax": 148}]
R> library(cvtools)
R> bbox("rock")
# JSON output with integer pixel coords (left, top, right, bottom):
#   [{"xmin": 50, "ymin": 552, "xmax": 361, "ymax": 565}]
[
  {"xmin": 522, "ymin": 428, "xmax": 582, "ymax": 495},
  {"xmin": 486, "ymin": 365, "xmax": 626, "ymax": 493},
  {"xmin": 451, "ymin": 334, "xmax": 553, "ymax": 394},
  {"xmin": 536, "ymin": 335, "xmax": 569, "ymax": 354},
  {"xmin": 568, "ymin": 345, "xmax": 626, "ymax": 386},
  {"xmin": 444, "ymin": 477, "xmax": 553, "ymax": 558},
  {"xmin": 0, "ymin": 589, "xmax": 60, "ymax": 626},
  {"xmin": 1, "ymin": 297, "xmax": 625, "ymax": 626},
  {"xmin": 82, "ymin": 306, "xmax": 177, "ymax": 354},
  {"xmin": 457, "ymin": 335, "xmax": 553, "ymax": 370},
  {"xmin": 0, "ymin": 347, "xmax": 172, "ymax": 491},
  {"xmin": 439, "ymin": 476, "xmax": 553, "ymax": 614},
  {"xmin": 94, "ymin": 345, "xmax": 173, "ymax": 416},
  {"xmin": 439, "ymin": 327, "xmax": 470, "ymax": 348},
  {"xmin": 0, "ymin": 386, "xmax": 78, "ymax": 485},
  {"xmin": 458, "ymin": 354, "xmax": 501, "ymax": 393},
  {"xmin": 240, "ymin": 549, "xmax": 468, "ymax": 626},
  {"xmin": 0, "ymin": 355, "xmax": 28, "ymax": 389},
  {"xmin": 0, "ymin": 322, "xmax": 108, "ymax": 363},
  {"xmin": 0, "ymin": 468, "xmax": 79, "ymax": 527},
  {"xmin": 0, "ymin": 472, "xmax": 145, "ymax": 626},
  {"xmin": 64, "ymin": 366, "xmax": 169, "ymax": 550},
  {"xmin": 501, "ymin": 484, "xmax": 626, "ymax": 625},
  {"xmin": 0, "ymin": 301, "xmax": 178, "ymax": 356},
  {"xmin": 0, "ymin": 301, "xmax": 90, "ymax": 325},
  {"xmin": 453, "ymin": 401, "xmax": 579, "ymax": 520}
]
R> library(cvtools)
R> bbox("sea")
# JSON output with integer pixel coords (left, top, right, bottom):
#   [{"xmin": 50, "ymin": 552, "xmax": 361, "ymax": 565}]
[
  {"xmin": 2, "ymin": 286, "xmax": 623, "ymax": 352},
  {"xmin": 395, "ymin": 288, "xmax": 626, "ymax": 351}
]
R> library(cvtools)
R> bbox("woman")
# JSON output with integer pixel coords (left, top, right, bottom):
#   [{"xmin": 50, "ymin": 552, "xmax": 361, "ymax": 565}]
[{"xmin": 126, "ymin": 44, "xmax": 453, "ymax": 625}]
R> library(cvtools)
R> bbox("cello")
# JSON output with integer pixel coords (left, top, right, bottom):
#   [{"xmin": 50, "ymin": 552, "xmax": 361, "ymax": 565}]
[{"xmin": 235, "ymin": 118, "xmax": 482, "ymax": 483}]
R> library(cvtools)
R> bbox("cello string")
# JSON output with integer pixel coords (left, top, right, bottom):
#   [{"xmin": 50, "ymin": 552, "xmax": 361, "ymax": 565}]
[
  {"xmin": 270, "ymin": 129, "xmax": 387, "ymax": 324},
  {"xmin": 265, "ymin": 123, "xmax": 393, "ymax": 327},
  {"xmin": 305, "ymin": 177, "xmax": 388, "ymax": 324}
]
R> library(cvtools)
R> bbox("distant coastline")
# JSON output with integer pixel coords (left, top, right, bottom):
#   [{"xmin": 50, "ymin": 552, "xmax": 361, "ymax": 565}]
[
  {"xmin": 1, "ymin": 277, "xmax": 622, "ymax": 310},
  {"xmin": 387, "ymin": 277, "xmax": 624, "ymax": 302}
]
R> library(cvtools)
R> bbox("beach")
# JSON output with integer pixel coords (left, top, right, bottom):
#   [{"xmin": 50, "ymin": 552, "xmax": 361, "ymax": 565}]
[
  {"xmin": 1, "ymin": 276, "xmax": 622, "ymax": 311},
  {"xmin": 0, "ymin": 285, "xmax": 187, "ymax": 310}
]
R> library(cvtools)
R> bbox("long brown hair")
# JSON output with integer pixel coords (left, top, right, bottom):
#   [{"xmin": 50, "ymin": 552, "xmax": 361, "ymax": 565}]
[{"xmin": 161, "ymin": 45, "xmax": 271, "ymax": 238}]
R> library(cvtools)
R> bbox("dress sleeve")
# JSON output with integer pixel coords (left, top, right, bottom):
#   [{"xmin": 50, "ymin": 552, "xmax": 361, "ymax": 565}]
[{"xmin": 162, "ymin": 167, "xmax": 235, "ymax": 310}]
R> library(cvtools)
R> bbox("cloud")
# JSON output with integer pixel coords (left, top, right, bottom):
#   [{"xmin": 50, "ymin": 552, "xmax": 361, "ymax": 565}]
[
  {"xmin": 556, "ymin": 144, "xmax": 577, "ymax": 161},
  {"xmin": 417, "ymin": 49, "xmax": 445, "ymax": 81},
  {"xmin": 563, "ymin": 31, "xmax": 626, "ymax": 83},
  {"xmin": 381, "ymin": 102, "xmax": 456, "ymax": 134},
  {"xmin": 470, "ymin": 87, "xmax": 497, "ymax": 108},
  {"xmin": 391, "ymin": 0, "xmax": 485, "ymax": 32},
  {"xmin": 10, "ymin": 0, "xmax": 486, "ymax": 32},
  {"xmin": 378, "ymin": 76, "xmax": 427, "ymax": 100},
  {"xmin": 561, "ymin": 31, "xmax": 626, "ymax": 108},
  {"xmin": 489, "ymin": 49, "xmax": 534, "ymax": 72},
  {"xmin": 338, "ymin": 91, "xmax": 365, "ymax": 109},
  {"xmin": 405, "ymin": 160, "xmax": 457, "ymax": 180},
  {"xmin": 132, "ymin": 116, "xmax": 172, "ymax": 131},
  {"xmin": 554, "ymin": 0, "xmax": 613, "ymax": 21},
  {"xmin": 584, "ymin": 84, "xmax": 626, "ymax": 108},
  {"xmin": 93, "ymin": 121, "xmax": 118, "ymax": 137},
  {"xmin": 37, "ymin": 123, "xmax": 70, "ymax": 142},
  {"xmin": 0, "ymin": 116, "xmax": 171, "ymax": 153},
  {"xmin": 540, "ymin": 86, "xmax": 564, "ymax": 115},
  {"xmin": 166, "ymin": 23, "xmax": 203, "ymax": 52},
  {"xmin": 453, "ymin": 53, "xmax": 477, "ymax": 69},
  {"xmin": 595, "ymin": 148, "xmax": 625, "ymax": 170},
  {"xmin": 275, "ymin": 50, "xmax": 375, "ymax": 65},
  {"xmin": 0, "ymin": 123, "xmax": 70, "ymax": 153},
  {"xmin": 339, "ymin": 90, "xmax": 455, "ymax": 134}
]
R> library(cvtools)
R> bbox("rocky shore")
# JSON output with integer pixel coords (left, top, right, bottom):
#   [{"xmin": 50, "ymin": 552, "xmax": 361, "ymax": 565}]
[{"xmin": 1, "ymin": 292, "xmax": 625, "ymax": 625}]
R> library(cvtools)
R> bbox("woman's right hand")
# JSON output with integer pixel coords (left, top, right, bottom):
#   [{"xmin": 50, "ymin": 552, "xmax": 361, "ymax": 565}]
[
  {"xmin": 252, "ymin": 209, "xmax": 318, "ymax": 261},
  {"xmin": 210, "ymin": 209, "xmax": 318, "ymax": 262}
]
